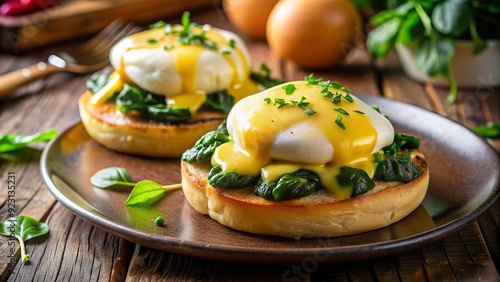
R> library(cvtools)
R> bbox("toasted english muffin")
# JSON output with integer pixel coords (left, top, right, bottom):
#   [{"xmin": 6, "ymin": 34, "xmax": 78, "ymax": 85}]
[
  {"xmin": 79, "ymin": 91, "xmax": 226, "ymax": 157},
  {"xmin": 180, "ymin": 154, "xmax": 429, "ymax": 239}
]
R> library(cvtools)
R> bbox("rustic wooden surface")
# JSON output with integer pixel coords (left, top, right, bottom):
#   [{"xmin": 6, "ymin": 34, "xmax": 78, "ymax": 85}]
[
  {"xmin": 0, "ymin": 0, "xmax": 213, "ymax": 52},
  {"xmin": 1, "ymin": 7, "xmax": 499, "ymax": 282}
]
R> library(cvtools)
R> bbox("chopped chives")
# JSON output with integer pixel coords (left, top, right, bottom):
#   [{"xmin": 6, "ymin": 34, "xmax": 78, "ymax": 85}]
[
  {"xmin": 163, "ymin": 45, "xmax": 174, "ymax": 50},
  {"xmin": 147, "ymin": 38, "xmax": 158, "ymax": 43},
  {"xmin": 305, "ymin": 108, "xmax": 316, "ymax": 116},
  {"xmin": 323, "ymin": 91, "xmax": 333, "ymax": 98},
  {"xmin": 264, "ymin": 97, "xmax": 272, "ymax": 104},
  {"xmin": 221, "ymin": 50, "xmax": 231, "ymax": 55},
  {"xmin": 274, "ymin": 98, "xmax": 288, "ymax": 108},
  {"xmin": 333, "ymin": 107, "xmax": 349, "ymax": 115},
  {"xmin": 229, "ymin": 38, "xmax": 236, "ymax": 48},
  {"xmin": 331, "ymin": 93, "xmax": 342, "ymax": 104},
  {"xmin": 343, "ymin": 92, "xmax": 354, "ymax": 103},
  {"xmin": 353, "ymin": 110, "xmax": 365, "ymax": 114},
  {"xmin": 335, "ymin": 114, "xmax": 345, "ymax": 130}
]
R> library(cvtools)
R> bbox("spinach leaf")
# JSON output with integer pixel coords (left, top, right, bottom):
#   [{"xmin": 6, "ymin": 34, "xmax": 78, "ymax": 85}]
[
  {"xmin": 90, "ymin": 167, "xmax": 135, "ymax": 188},
  {"xmin": 383, "ymin": 132, "xmax": 421, "ymax": 154},
  {"xmin": 473, "ymin": 122, "xmax": 500, "ymax": 139},
  {"xmin": 367, "ymin": 17, "xmax": 402, "ymax": 58},
  {"xmin": 86, "ymin": 72, "xmax": 110, "ymax": 94},
  {"xmin": 253, "ymin": 180, "xmax": 277, "ymax": 200},
  {"xmin": 375, "ymin": 152, "xmax": 423, "ymax": 183},
  {"xmin": 204, "ymin": 90, "xmax": 234, "ymax": 113},
  {"xmin": 336, "ymin": 167, "xmax": 375, "ymax": 197},
  {"xmin": 90, "ymin": 167, "xmax": 182, "ymax": 205},
  {"xmin": 432, "ymin": 0, "xmax": 471, "ymax": 37},
  {"xmin": 116, "ymin": 84, "xmax": 192, "ymax": 123},
  {"xmin": 397, "ymin": 11, "xmax": 424, "ymax": 45},
  {"xmin": 181, "ymin": 130, "xmax": 230, "ymax": 162},
  {"xmin": 415, "ymin": 35, "xmax": 454, "ymax": 78},
  {"xmin": 208, "ymin": 165, "xmax": 258, "ymax": 188},
  {"xmin": 254, "ymin": 170, "xmax": 320, "ymax": 200},
  {"xmin": 0, "ymin": 216, "xmax": 49, "ymax": 263},
  {"xmin": 0, "ymin": 129, "xmax": 57, "ymax": 153},
  {"xmin": 125, "ymin": 180, "xmax": 181, "ymax": 206},
  {"xmin": 147, "ymin": 104, "xmax": 192, "ymax": 123}
]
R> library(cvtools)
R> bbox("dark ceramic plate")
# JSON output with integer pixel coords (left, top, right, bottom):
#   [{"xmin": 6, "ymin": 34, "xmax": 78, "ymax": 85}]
[{"xmin": 40, "ymin": 94, "xmax": 500, "ymax": 264}]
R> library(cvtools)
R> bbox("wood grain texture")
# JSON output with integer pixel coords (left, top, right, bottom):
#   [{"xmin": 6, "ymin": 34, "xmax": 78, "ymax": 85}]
[
  {"xmin": 6, "ymin": 204, "xmax": 122, "ymax": 281},
  {"xmin": 1, "ymin": 5, "xmax": 499, "ymax": 281}
]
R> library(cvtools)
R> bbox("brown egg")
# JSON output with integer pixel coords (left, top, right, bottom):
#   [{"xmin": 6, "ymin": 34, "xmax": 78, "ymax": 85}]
[
  {"xmin": 223, "ymin": 0, "xmax": 279, "ymax": 39},
  {"xmin": 266, "ymin": 0, "xmax": 362, "ymax": 68}
]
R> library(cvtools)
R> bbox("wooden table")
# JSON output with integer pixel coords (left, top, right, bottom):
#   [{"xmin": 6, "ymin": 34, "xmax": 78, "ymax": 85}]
[{"xmin": 1, "ymin": 7, "xmax": 499, "ymax": 281}]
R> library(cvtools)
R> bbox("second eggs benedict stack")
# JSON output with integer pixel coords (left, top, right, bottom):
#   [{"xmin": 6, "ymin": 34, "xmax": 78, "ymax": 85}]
[{"xmin": 79, "ymin": 12, "xmax": 265, "ymax": 157}]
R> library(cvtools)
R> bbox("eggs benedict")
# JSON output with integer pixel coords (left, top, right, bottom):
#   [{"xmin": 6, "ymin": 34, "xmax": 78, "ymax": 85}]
[
  {"xmin": 181, "ymin": 75, "xmax": 429, "ymax": 238},
  {"xmin": 79, "ymin": 12, "xmax": 272, "ymax": 157}
]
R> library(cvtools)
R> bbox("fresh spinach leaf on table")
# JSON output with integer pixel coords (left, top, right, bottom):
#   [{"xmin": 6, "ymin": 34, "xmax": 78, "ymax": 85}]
[
  {"xmin": 0, "ymin": 216, "xmax": 49, "ymax": 263},
  {"xmin": 0, "ymin": 129, "xmax": 57, "ymax": 153},
  {"xmin": 90, "ymin": 167, "xmax": 181, "ymax": 206}
]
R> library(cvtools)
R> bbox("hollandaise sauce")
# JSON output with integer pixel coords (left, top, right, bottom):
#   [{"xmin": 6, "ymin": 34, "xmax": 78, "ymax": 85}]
[
  {"xmin": 90, "ymin": 16, "xmax": 260, "ymax": 115},
  {"xmin": 211, "ymin": 80, "xmax": 392, "ymax": 199}
]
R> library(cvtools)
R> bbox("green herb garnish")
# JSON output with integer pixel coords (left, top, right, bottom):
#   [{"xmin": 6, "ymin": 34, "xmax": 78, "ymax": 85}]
[
  {"xmin": 335, "ymin": 114, "xmax": 345, "ymax": 130},
  {"xmin": 221, "ymin": 50, "xmax": 231, "ymax": 55},
  {"xmin": 229, "ymin": 38, "xmax": 236, "ymax": 48},
  {"xmin": 0, "ymin": 216, "xmax": 49, "ymax": 263},
  {"xmin": 291, "ymin": 96, "xmax": 310, "ymax": 109},
  {"xmin": 305, "ymin": 74, "xmax": 351, "ymax": 93},
  {"xmin": 353, "ymin": 110, "xmax": 365, "ymax": 114},
  {"xmin": 274, "ymin": 98, "xmax": 289, "ymax": 108},
  {"xmin": 250, "ymin": 63, "xmax": 284, "ymax": 88},
  {"xmin": 331, "ymin": 93, "xmax": 342, "ymax": 104},
  {"xmin": 147, "ymin": 38, "xmax": 158, "ymax": 44},
  {"xmin": 0, "ymin": 129, "xmax": 57, "ymax": 153},
  {"xmin": 282, "ymin": 84, "xmax": 296, "ymax": 94},
  {"xmin": 305, "ymin": 108, "xmax": 317, "ymax": 116},
  {"xmin": 342, "ymin": 92, "xmax": 354, "ymax": 103},
  {"xmin": 333, "ymin": 107, "xmax": 349, "ymax": 115},
  {"xmin": 149, "ymin": 20, "xmax": 167, "ymax": 29},
  {"xmin": 264, "ymin": 97, "xmax": 272, "ymax": 104},
  {"xmin": 164, "ymin": 45, "xmax": 174, "ymax": 50}
]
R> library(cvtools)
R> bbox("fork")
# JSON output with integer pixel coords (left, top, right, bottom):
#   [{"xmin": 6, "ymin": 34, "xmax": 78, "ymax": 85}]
[{"xmin": 0, "ymin": 20, "xmax": 137, "ymax": 100}]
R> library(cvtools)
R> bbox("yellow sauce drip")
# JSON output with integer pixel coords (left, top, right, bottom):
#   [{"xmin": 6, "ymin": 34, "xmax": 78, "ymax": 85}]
[
  {"xmin": 109, "ymin": 25, "xmax": 258, "ymax": 114},
  {"xmin": 212, "ymin": 81, "xmax": 379, "ymax": 199}
]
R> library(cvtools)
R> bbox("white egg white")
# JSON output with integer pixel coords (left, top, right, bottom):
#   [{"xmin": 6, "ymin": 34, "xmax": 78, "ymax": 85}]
[
  {"xmin": 109, "ymin": 27, "xmax": 252, "ymax": 96},
  {"xmin": 227, "ymin": 91, "xmax": 394, "ymax": 165}
]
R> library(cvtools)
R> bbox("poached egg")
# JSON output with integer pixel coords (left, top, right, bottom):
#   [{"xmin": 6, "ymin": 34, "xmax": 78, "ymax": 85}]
[
  {"xmin": 90, "ymin": 17, "xmax": 260, "ymax": 114},
  {"xmin": 211, "ymin": 80, "xmax": 395, "ymax": 199}
]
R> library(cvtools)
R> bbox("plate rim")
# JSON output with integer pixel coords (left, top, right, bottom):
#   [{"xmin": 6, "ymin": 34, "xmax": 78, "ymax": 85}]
[{"xmin": 40, "ymin": 94, "xmax": 500, "ymax": 263}]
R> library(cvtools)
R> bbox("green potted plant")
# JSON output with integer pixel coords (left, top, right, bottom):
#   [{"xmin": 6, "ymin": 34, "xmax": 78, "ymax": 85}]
[{"xmin": 367, "ymin": 0, "xmax": 500, "ymax": 104}]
